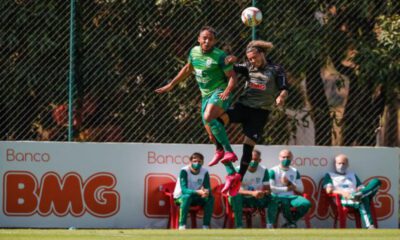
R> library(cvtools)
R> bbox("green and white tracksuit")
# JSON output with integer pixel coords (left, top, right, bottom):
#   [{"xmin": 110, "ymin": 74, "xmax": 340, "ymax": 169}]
[
  {"xmin": 173, "ymin": 166, "xmax": 214, "ymax": 227},
  {"xmin": 269, "ymin": 165, "xmax": 311, "ymax": 225},
  {"xmin": 229, "ymin": 165, "xmax": 277, "ymax": 228},
  {"xmin": 323, "ymin": 172, "xmax": 381, "ymax": 228}
]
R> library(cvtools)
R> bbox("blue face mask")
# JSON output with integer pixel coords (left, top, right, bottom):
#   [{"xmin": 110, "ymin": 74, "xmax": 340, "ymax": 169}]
[
  {"xmin": 281, "ymin": 158, "xmax": 291, "ymax": 167},
  {"xmin": 192, "ymin": 163, "xmax": 202, "ymax": 171}
]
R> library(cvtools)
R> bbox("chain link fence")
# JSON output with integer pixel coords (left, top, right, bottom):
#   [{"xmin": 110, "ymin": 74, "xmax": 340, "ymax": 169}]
[{"xmin": 1, "ymin": 0, "xmax": 399, "ymax": 146}]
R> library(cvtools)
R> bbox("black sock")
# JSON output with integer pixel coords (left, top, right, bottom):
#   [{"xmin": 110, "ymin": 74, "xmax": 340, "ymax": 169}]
[
  {"xmin": 215, "ymin": 140, "xmax": 224, "ymax": 151},
  {"xmin": 239, "ymin": 144, "xmax": 254, "ymax": 179}
]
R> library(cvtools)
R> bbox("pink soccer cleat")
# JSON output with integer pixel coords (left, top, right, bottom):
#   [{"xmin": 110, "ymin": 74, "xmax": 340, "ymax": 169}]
[
  {"xmin": 221, "ymin": 173, "xmax": 242, "ymax": 196},
  {"xmin": 220, "ymin": 151, "xmax": 238, "ymax": 164},
  {"xmin": 228, "ymin": 173, "xmax": 242, "ymax": 197},
  {"xmin": 208, "ymin": 149, "xmax": 224, "ymax": 167}
]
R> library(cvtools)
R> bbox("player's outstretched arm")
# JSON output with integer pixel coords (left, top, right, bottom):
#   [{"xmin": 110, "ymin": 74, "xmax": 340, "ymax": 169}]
[
  {"xmin": 219, "ymin": 70, "xmax": 237, "ymax": 100},
  {"xmin": 155, "ymin": 63, "xmax": 193, "ymax": 94}
]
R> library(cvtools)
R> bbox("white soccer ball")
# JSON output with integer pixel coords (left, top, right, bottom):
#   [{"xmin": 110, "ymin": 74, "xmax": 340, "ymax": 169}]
[{"xmin": 241, "ymin": 7, "xmax": 262, "ymax": 27}]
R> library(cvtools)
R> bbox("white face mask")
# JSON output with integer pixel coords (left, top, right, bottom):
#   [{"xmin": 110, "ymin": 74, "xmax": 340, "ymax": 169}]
[{"xmin": 336, "ymin": 165, "xmax": 347, "ymax": 174}]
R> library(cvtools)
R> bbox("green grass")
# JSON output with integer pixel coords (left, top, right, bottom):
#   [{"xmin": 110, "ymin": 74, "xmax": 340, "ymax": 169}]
[{"xmin": 0, "ymin": 229, "xmax": 399, "ymax": 240}]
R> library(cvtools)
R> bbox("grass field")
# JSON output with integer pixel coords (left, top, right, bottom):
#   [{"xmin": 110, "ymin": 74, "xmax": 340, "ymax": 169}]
[{"xmin": 0, "ymin": 229, "xmax": 399, "ymax": 240}]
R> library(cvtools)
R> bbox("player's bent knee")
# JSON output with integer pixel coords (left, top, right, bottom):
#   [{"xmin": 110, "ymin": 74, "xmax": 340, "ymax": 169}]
[{"xmin": 203, "ymin": 114, "xmax": 216, "ymax": 123}]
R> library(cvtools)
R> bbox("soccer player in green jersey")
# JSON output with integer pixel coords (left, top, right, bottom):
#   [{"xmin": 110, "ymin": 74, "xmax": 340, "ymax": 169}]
[
  {"xmin": 323, "ymin": 154, "xmax": 381, "ymax": 229},
  {"xmin": 155, "ymin": 26, "xmax": 241, "ymax": 196}
]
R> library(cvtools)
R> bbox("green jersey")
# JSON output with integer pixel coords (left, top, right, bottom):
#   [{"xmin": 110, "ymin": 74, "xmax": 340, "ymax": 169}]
[{"xmin": 188, "ymin": 46, "xmax": 233, "ymax": 97}]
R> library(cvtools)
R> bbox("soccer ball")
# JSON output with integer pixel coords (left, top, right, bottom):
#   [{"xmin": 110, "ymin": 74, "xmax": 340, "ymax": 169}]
[{"xmin": 241, "ymin": 7, "xmax": 262, "ymax": 27}]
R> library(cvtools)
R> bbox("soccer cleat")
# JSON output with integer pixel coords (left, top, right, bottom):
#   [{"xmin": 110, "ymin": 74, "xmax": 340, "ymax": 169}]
[
  {"xmin": 221, "ymin": 173, "xmax": 241, "ymax": 196},
  {"xmin": 281, "ymin": 222, "xmax": 297, "ymax": 228},
  {"xmin": 220, "ymin": 151, "xmax": 238, "ymax": 164},
  {"xmin": 202, "ymin": 225, "xmax": 210, "ymax": 229},
  {"xmin": 367, "ymin": 225, "xmax": 376, "ymax": 229},
  {"xmin": 178, "ymin": 225, "xmax": 186, "ymax": 230},
  {"xmin": 208, "ymin": 149, "xmax": 225, "ymax": 167},
  {"xmin": 228, "ymin": 173, "xmax": 242, "ymax": 197}
]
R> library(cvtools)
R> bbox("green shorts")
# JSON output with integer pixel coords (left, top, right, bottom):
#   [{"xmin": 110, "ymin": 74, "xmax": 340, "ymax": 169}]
[{"xmin": 201, "ymin": 88, "xmax": 233, "ymax": 124}]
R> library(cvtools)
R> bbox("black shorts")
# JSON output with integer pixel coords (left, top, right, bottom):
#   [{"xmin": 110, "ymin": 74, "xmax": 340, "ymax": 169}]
[{"xmin": 226, "ymin": 102, "xmax": 270, "ymax": 143}]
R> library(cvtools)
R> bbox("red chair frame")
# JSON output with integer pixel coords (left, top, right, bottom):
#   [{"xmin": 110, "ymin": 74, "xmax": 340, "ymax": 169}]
[
  {"xmin": 322, "ymin": 191, "xmax": 378, "ymax": 228},
  {"xmin": 160, "ymin": 182, "xmax": 202, "ymax": 229},
  {"xmin": 222, "ymin": 192, "xmax": 266, "ymax": 228}
]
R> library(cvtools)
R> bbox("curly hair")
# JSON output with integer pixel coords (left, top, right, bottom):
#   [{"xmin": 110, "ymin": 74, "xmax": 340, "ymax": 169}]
[{"xmin": 246, "ymin": 40, "xmax": 274, "ymax": 53}]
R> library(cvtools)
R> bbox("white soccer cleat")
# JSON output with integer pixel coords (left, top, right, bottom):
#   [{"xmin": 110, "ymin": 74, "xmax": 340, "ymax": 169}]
[{"xmin": 178, "ymin": 225, "xmax": 186, "ymax": 230}]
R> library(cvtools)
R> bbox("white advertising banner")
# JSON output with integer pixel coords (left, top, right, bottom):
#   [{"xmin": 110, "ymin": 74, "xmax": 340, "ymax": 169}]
[{"xmin": 0, "ymin": 141, "xmax": 398, "ymax": 228}]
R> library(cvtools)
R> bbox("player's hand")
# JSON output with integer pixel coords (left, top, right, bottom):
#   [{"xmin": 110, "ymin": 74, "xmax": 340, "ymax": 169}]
[
  {"xmin": 280, "ymin": 176, "xmax": 289, "ymax": 185},
  {"xmin": 198, "ymin": 187, "xmax": 209, "ymax": 198},
  {"xmin": 254, "ymin": 191, "xmax": 265, "ymax": 199},
  {"xmin": 341, "ymin": 191, "xmax": 352, "ymax": 199},
  {"xmin": 219, "ymin": 89, "xmax": 230, "ymax": 100},
  {"xmin": 155, "ymin": 83, "xmax": 173, "ymax": 94},
  {"xmin": 224, "ymin": 55, "xmax": 238, "ymax": 65},
  {"xmin": 287, "ymin": 183, "xmax": 296, "ymax": 192},
  {"xmin": 276, "ymin": 95, "xmax": 285, "ymax": 107}
]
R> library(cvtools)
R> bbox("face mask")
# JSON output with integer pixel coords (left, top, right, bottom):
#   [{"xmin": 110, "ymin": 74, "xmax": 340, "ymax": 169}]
[
  {"xmin": 281, "ymin": 159, "xmax": 291, "ymax": 167},
  {"xmin": 336, "ymin": 165, "xmax": 347, "ymax": 174},
  {"xmin": 191, "ymin": 163, "xmax": 202, "ymax": 171},
  {"xmin": 249, "ymin": 161, "xmax": 259, "ymax": 169}
]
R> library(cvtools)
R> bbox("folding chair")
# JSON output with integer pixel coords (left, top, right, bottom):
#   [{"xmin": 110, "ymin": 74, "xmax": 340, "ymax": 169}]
[
  {"xmin": 159, "ymin": 181, "xmax": 202, "ymax": 229},
  {"xmin": 322, "ymin": 191, "xmax": 378, "ymax": 228},
  {"xmin": 222, "ymin": 191, "xmax": 266, "ymax": 228}
]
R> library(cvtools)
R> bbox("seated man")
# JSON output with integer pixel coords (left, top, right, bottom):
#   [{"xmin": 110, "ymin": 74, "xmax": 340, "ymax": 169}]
[
  {"xmin": 173, "ymin": 152, "xmax": 214, "ymax": 230},
  {"xmin": 229, "ymin": 149, "xmax": 277, "ymax": 228},
  {"xmin": 323, "ymin": 153, "xmax": 381, "ymax": 229},
  {"xmin": 269, "ymin": 149, "xmax": 311, "ymax": 228}
]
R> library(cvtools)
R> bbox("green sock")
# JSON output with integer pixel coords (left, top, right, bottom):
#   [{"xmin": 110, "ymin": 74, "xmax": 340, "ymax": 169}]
[
  {"xmin": 209, "ymin": 119, "xmax": 233, "ymax": 152},
  {"xmin": 224, "ymin": 162, "xmax": 236, "ymax": 175}
]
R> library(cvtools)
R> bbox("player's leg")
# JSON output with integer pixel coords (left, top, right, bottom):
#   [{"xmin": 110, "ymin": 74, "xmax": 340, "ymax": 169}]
[
  {"xmin": 358, "ymin": 198, "xmax": 375, "ymax": 228},
  {"xmin": 238, "ymin": 137, "xmax": 255, "ymax": 179},
  {"xmin": 229, "ymin": 195, "xmax": 244, "ymax": 228},
  {"xmin": 202, "ymin": 92, "xmax": 241, "ymax": 196},
  {"xmin": 176, "ymin": 194, "xmax": 193, "ymax": 228},
  {"xmin": 204, "ymin": 124, "xmax": 225, "ymax": 166},
  {"xmin": 201, "ymin": 97, "xmax": 225, "ymax": 167},
  {"xmin": 203, "ymin": 89, "xmax": 237, "ymax": 163},
  {"xmin": 278, "ymin": 195, "xmax": 300, "ymax": 227},
  {"xmin": 196, "ymin": 195, "xmax": 214, "ymax": 228},
  {"xmin": 359, "ymin": 178, "xmax": 381, "ymax": 228},
  {"xmin": 238, "ymin": 107, "xmax": 269, "ymax": 179},
  {"xmin": 208, "ymin": 103, "xmax": 240, "ymax": 167},
  {"xmin": 289, "ymin": 195, "xmax": 311, "ymax": 223},
  {"xmin": 265, "ymin": 194, "xmax": 278, "ymax": 228},
  {"xmin": 354, "ymin": 178, "xmax": 381, "ymax": 200}
]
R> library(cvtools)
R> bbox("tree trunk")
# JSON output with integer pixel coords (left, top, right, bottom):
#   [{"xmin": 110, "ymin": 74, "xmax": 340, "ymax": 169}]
[{"xmin": 305, "ymin": 66, "xmax": 332, "ymax": 145}]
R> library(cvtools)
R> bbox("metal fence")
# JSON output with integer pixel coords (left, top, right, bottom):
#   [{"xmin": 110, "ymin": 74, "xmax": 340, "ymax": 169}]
[{"xmin": 1, "ymin": 0, "xmax": 399, "ymax": 146}]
